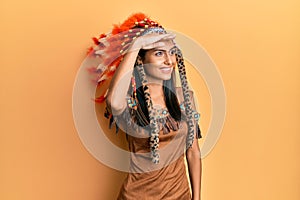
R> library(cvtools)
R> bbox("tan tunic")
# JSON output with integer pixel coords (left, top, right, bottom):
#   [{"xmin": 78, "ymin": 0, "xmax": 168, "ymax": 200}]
[{"xmin": 114, "ymin": 89, "xmax": 199, "ymax": 200}]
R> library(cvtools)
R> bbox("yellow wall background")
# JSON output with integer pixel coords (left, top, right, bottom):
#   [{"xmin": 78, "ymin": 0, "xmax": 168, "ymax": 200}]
[{"xmin": 1, "ymin": 0, "xmax": 299, "ymax": 199}]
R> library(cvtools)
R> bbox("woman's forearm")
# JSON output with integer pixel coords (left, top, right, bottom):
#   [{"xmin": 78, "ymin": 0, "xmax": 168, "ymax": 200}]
[
  {"xmin": 186, "ymin": 142, "xmax": 202, "ymax": 200},
  {"xmin": 106, "ymin": 49, "xmax": 139, "ymax": 114}
]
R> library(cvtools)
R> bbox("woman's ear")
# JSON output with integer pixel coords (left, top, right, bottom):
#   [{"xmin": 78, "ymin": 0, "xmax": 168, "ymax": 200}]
[{"xmin": 137, "ymin": 55, "xmax": 143, "ymax": 64}]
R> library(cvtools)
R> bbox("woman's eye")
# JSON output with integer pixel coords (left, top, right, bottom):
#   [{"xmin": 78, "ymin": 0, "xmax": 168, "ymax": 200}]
[
  {"xmin": 169, "ymin": 49, "xmax": 176, "ymax": 55},
  {"xmin": 154, "ymin": 51, "xmax": 163, "ymax": 56}
]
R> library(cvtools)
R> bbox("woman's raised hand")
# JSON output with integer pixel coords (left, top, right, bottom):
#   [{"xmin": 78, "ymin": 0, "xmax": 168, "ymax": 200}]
[{"xmin": 128, "ymin": 33, "xmax": 176, "ymax": 53}]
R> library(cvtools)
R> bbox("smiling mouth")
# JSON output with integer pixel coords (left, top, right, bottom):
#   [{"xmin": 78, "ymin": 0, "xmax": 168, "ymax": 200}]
[{"xmin": 160, "ymin": 67, "xmax": 173, "ymax": 73}]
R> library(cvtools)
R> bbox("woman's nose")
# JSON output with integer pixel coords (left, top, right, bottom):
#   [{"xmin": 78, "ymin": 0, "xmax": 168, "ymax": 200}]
[{"xmin": 164, "ymin": 53, "xmax": 174, "ymax": 65}]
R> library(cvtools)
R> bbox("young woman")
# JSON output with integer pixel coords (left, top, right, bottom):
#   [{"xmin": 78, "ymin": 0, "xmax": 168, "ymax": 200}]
[{"xmin": 90, "ymin": 13, "xmax": 202, "ymax": 200}]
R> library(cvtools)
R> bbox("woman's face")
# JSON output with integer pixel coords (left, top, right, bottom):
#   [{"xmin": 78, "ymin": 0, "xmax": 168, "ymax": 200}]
[{"xmin": 142, "ymin": 40, "xmax": 177, "ymax": 84}]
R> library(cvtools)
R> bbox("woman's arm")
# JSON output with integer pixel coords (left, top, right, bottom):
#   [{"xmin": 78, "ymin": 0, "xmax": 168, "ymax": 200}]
[
  {"xmin": 186, "ymin": 136, "xmax": 202, "ymax": 200},
  {"xmin": 106, "ymin": 33, "xmax": 176, "ymax": 115},
  {"xmin": 185, "ymin": 90, "xmax": 202, "ymax": 200},
  {"xmin": 105, "ymin": 49, "xmax": 139, "ymax": 115}
]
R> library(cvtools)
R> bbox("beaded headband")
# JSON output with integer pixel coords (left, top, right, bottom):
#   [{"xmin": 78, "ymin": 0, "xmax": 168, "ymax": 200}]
[{"xmin": 141, "ymin": 27, "xmax": 167, "ymax": 35}]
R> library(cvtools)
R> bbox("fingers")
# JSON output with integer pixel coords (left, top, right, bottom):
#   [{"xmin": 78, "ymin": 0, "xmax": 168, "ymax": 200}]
[
  {"xmin": 144, "ymin": 33, "xmax": 176, "ymax": 43},
  {"xmin": 161, "ymin": 33, "xmax": 176, "ymax": 40},
  {"xmin": 127, "ymin": 32, "xmax": 176, "ymax": 53},
  {"xmin": 142, "ymin": 42, "xmax": 166, "ymax": 50},
  {"xmin": 153, "ymin": 32, "xmax": 176, "ymax": 40},
  {"xmin": 140, "ymin": 33, "xmax": 176, "ymax": 49}
]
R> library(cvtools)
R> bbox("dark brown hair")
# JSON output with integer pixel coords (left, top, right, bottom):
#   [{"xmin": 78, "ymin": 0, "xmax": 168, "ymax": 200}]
[{"xmin": 133, "ymin": 49, "xmax": 181, "ymax": 127}]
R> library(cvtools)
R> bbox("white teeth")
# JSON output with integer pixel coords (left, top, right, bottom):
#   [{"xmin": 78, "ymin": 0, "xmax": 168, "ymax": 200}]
[{"xmin": 161, "ymin": 68, "xmax": 171, "ymax": 72}]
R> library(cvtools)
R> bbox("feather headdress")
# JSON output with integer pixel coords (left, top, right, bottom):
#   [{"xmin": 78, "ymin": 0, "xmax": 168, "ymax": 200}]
[{"xmin": 86, "ymin": 13, "xmax": 163, "ymax": 103}]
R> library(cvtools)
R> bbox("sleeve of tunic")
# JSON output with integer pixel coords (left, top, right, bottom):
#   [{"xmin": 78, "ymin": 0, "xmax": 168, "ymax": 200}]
[{"xmin": 104, "ymin": 95, "xmax": 146, "ymax": 135}]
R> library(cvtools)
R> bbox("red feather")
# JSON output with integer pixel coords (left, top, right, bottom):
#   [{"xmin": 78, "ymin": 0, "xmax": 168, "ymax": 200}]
[
  {"xmin": 86, "ymin": 47, "xmax": 94, "ymax": 55},
  {"xmin": 112, "ymin": 13, "xmax": 149, "ymax": 34},
  {"xmin": 99, "ymin": 33, "xmax": 106, "ymax": 39},
  {"xmin": 94, "ymin": 95, "xmax": 106, "ymax": 103}
]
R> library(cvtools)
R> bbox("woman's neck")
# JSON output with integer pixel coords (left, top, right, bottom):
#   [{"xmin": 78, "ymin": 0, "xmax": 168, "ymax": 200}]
[
  {"xmin": 147, "ymin": 82, "xmax": 163, "ymax": 94},
  {"xmin": 147, "ymin": 83, "xmax": 166, "ymax": 106}
]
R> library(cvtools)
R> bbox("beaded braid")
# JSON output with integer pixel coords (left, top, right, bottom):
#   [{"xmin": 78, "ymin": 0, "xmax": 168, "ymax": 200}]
[
  {"xmin": 174, "ymin": 47, "xmax": 195, "ymax": 149},
  {"xmin": 135, "ymin": 56, "xmax": 160, "ymax": 164}
]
